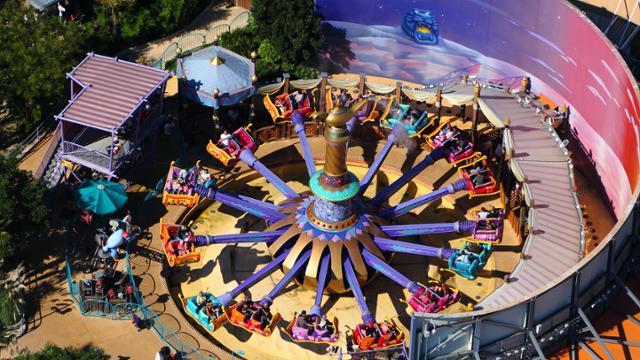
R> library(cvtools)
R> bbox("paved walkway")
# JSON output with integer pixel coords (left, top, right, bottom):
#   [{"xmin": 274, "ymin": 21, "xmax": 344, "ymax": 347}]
[{"xmin": 128, "ymin": 1, "xmax": 247, "ymax": 64}]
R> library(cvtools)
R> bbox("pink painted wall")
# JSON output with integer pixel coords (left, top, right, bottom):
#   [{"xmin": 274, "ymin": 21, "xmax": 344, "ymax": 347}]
[{"xmin": 317, "ymin": 0, "xmax": 640, "ymax": 217}]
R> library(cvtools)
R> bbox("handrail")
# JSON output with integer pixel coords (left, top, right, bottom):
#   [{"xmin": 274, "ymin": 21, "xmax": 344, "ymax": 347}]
[
  {"xmin": 153, "ymin": 11, "xmax": 250, "ymax": 69},
  {"xmin": 33, "ymin": 122, "xmax": 63, "ymax": 179},
  {"xmin": 17, "ymin": 118, "xmax": 56, "ymax": 159}
]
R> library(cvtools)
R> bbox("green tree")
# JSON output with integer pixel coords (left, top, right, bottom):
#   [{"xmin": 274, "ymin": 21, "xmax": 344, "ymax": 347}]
[
  {"xmin": 219, "ymin": 22, "xmax": 260, "ymax": 58},
  {"xmin": 251, "ymin": 0, "xmax": 324, "ymax": 65},
  {"xmin": 13, "ymin": 344, "xmax": 109, "ymax": 360},
  {"xmin": 0, "ymin": 153, "xmax": 49, "ymax": 266},
  {"xmin": 220, "ymin": 1, "xmax": 323, "ymax": 80},
  {"xmin": 0, "ymin": 0, "xmax": 90, "ymax": 133},
  {"xmin": 95, "ymin": 0, "xmax": 134, "ymax": 36},
  {"xmin": 95, "ymin": 0, "xmax": 209, "ymax": 44}
]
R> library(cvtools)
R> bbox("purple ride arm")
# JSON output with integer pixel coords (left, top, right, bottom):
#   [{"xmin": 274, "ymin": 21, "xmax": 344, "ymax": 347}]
[
  {"xmin": 370, "ymin": 146, "xmax": 447, "ymax": 206},
  {"xmin": 291, "ymin": 112, "xmax": 317, "ymax": 177},
  {"xmin": 217, "ymin": 248, "xmax": 292, "ymax": 307},
  {"xmin": 361, "ymin": 248, "xmax": 422, "ymax": 294},
  {"xmin": 193, "ymin": 229, "xmax": 288, "ymax": 247},
  {"xmin": 379, "ymin": 178, "xmax": 468, "ymax": 218},
  {"xmin": 344, "ymin": 257, "xmax": 375, "ymax": 324},
  {"xmin": 374, "ymin": 237, "xmax": 455, "ymax": 260},
  {"xmin": 380, "ymin": 220, "xmax": 475, "ymax": 237},
  {"xmin": 239, "ymin": 149, "xmax": 299, "ymax": 199},
  {"xmin": 358, "ymin": 134, "xmax": 397, "ymax": 196},
  {"xmin": 310, "ymin": 253, "xmax": 331, "ymax": 317},
  {"xmin": 194, "ymin": 184, "xmax": 285, "ymax": 223},
  {"xmin": 260, "ymin": 249, "xmax": 312, "ymax": 306}
]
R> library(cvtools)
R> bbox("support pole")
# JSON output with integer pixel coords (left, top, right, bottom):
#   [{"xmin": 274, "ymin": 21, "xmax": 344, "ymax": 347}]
[
  {"xmin": 577, "ymin": 307, "xmax": 614, "ymax": 360},
  {"xmin": 395, "ymin": 81, "xmax": 403, "ymax": 104},
  {"xmin": 435, "ymin": 87, "xmax": 443, "ymax": 124},
  {"xmin": 283, "ymin": 73, "xmax": 291, "ymax": 94},
  {"xmin": 358, "ymin": 73, "xmax": 366, "ymax": 95},
  {"xmin": 471, "ymin": 83, "xmax": 481, "ymax": 151},
  {"xmin": 319, "ymin": 72, "xmax": 328, "ymax": 112}
]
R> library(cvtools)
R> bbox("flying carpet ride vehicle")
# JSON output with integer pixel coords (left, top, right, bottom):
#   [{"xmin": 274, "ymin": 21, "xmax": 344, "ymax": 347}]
[
  {"xmin": 284, "ymin": 312, "xmax": 340, "ymax": 343},
  {"xmin": 206, "ymin": 126, "xmax": 258, "ymax": 167},
  {"xmin": 380, "ymin": 102, "xmax": 433, "ymax": 137},
  {"xmin": 160, "ymin": 221, "xmax": 200, "ymax": 267},
  {"xmin": 162, "ymin": 162, "xmax": 200, "ymax": 207},
  {"xmin": 263, "ymin": 91, "xmax": 322, "ymax": 123},
  {"xmin": 226, "ymin": 300, "xmax": 282, "ymax": 337},
  {"xmin": 181, "ymin": 293, "xmax": 228, "ymax": 333},
  {"xmin": 406, "ymin": 281, "xmax": 461, "ymax": 313}
]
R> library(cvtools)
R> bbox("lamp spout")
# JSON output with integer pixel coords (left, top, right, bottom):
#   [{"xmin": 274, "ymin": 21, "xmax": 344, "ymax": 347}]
[{"xmin": 325, "ymin": 99, "xmax": 369, "ymax": 128}]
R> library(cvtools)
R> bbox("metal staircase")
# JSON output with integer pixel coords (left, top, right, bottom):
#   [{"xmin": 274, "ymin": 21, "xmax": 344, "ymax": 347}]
[{"xmin": 34, "ymin": 123, "xmax": 65, "ymax": 189}]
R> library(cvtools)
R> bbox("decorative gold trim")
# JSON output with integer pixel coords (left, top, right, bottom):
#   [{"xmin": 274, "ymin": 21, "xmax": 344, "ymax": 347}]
[
  {"xmin": 327, "ymin": 241, "xmax": 346, "ymax": 293},
  {"xmin": 268, "ymin": 222, "xmax": 301, "ymax": 255},
  {"xmin": 303, "ymin": 239, "xmax": 328, "ymax": 288},
  {"xmin": 265, "ymin": 216, "xmax": 295, "ymax": 232},
  {"xmin": 344, "ymin": 237, "xmax": 368, "ymax": 281},
  {"xmin": 358, "ymin": 231, "xmax": 385, "ymax": 260}
]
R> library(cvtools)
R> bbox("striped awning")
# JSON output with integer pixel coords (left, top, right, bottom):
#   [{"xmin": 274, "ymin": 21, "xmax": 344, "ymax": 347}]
[{"xmin": 58, "ymin": 54, "xmax": 170, "ymax": 131}]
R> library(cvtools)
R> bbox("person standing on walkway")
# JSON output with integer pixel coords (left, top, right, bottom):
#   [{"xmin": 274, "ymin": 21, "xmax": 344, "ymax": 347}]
[
  {"xmin": 122, "ymin": 210, "xmax": 133, "ymax": 233},
  {"xmin": 155, "ymin": 346, "xmax": 173, "ymax": 360}
]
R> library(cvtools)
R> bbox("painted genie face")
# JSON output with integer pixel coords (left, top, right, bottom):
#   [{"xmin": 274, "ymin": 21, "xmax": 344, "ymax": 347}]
[{"xmin": 402, "ymin": 8, "xmax": 439, "ymax": 45}]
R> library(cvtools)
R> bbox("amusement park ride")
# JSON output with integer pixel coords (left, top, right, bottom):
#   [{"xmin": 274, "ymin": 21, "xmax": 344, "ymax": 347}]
[{"xmin": 161, "ymin": 93, "xmax": 503, "ymax": 352}]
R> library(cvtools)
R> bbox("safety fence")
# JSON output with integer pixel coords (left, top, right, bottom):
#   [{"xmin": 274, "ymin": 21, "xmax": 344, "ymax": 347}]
[{"xmin": 153, "ymin": 11, "xmax": 250, "ymax": 70}]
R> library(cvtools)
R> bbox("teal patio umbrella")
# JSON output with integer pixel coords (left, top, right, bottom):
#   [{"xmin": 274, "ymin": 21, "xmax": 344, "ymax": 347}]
[{"xmin": 74, "ymin": 180, "xmax": 128, "ymax": 215}]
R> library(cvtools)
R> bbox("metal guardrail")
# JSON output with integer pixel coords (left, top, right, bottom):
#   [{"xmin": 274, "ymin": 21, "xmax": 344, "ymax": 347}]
[
  {"xmin": 124, "ymin": 247, "xmax": 220, "ymax": 359},
  {"xmin": 153, "ymin": 11, "xmax": 250, "ymax": 69},
  {"xmin": 65, "ymin": 245, "xmax": 217, "ymax": 359}
]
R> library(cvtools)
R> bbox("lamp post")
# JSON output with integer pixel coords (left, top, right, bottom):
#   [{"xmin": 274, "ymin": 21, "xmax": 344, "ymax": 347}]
[
  {"xmin": 249, "ymin": 51, "xmax": 258, "ymax": 125},
  {"xmin": 213, "ymin": 87, "xmax": 221, "ymax": 131},
  {"xmin": 250, "ymin": 74, "xmax": 257, "ymax": 122}
]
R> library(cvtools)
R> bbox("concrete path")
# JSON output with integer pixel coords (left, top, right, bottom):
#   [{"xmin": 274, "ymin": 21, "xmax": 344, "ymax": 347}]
[{"xmin": 128, "ymin": 1, "xmax": 247, "ymax": 64}]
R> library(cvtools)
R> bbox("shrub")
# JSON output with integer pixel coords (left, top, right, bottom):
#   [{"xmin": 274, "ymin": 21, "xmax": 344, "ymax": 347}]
[{"xmin": 13, "ymin": 344, "xmax": 109, "ymax": 360}]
